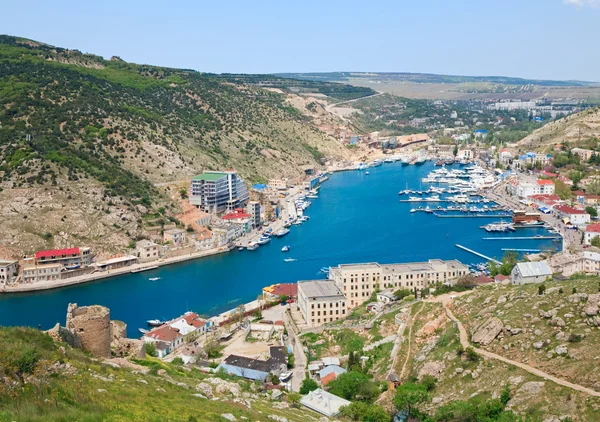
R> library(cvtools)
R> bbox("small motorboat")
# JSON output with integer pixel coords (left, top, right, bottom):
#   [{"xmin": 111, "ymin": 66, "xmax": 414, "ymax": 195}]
[
  {"xmin": 238, "ymin": 247, "xmax": 244, "ymax": 251},
  {"xmin": 148, "ymin": 277, "xmax": 160, "ymax": 282},
  {"xmin": 410, "ymin": 208, "xmax": 416, "ymax": 213},
  {"xmin": 284, "ymin": 258, "xmax": 296, "ymax": 262},
  {"xmin": 365, "ymin": 171, "xmax": 370, "ymax": 175},
  {"xmin": 139, "ymin": 328, "xmax": 149, "ymax": 334},
  {"xmin": 320, "ymin": 267, "xmax": 330, "ymax": 274},
  {"xmin": 282, "ymin": 245, "xmax": 290, "ymax": 252},
  {"xmin": 147, "ymin": 319, "xmax": 164, "ymax": 327}
]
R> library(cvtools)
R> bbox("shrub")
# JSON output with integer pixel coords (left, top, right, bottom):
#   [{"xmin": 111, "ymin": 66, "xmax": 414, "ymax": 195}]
[
  {"xmin": 465, "ymin": 347, "xmax": 479, "ymax": 362},
  {"xmin": 171, "ymin": 357, "xmax": 184, "ymax": 365},
  {"xmin": 143, "ymin": 342, "xmax": 157, "ymax": 357},
  {"xmin": 300, "ymin": 378, "xmax": 319, "ymax": 394},
  {"xmin": 420, "ymin": 375, "xmax": 437, "ymax": 391},
  {"xmin": 538, "ymin": 284, "xmax": 546, "ymax": 295}
]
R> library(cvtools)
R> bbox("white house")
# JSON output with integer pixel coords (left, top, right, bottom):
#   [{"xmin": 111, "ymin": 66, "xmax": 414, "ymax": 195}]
[
  {"xmin": 584, "ymin": 224, "xmax": 600, "ymax": 245},
  {"xmin": 511, "ymin": 261, "xmax": 552, "ymax": 285},
  {"xmin": 553, "ymin": 205, "xmax": 590, "ymax": 226},
  {"xmin": 376, "ymin": 289, "xmax": 397, "ymax": 304}
]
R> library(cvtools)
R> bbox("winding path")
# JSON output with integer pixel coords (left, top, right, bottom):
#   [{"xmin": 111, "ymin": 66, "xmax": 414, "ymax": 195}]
[
  {"xmin": 399, "ymin": 302, "xmax": 425, "ymax": 380},
  {"xmin": 437, "ymin": 295, "xmax": 600, "ymax": 398}
]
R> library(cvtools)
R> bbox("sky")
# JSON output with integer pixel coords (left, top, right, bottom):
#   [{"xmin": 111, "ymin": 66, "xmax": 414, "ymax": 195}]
[{"xmin": 2, "ymin": 0, "xmax": 599, "ymax": 81}]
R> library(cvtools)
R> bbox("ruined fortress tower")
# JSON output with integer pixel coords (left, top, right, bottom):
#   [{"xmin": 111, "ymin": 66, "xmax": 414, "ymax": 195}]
[{"xmin": 65, "ymin": 303, "xmax": 112, "ymax": 358}]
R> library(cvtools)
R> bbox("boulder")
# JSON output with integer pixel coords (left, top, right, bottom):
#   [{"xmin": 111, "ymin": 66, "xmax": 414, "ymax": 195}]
[
  {"xmin": 195, "ymin": 382, "xmax": 214, "ymax": 398},
  {"xmin": 471, "ymin": 317, "xmax": 504, "ymax": 346},
  {"xmin": 555, "ymin": 345, "xmax": 568, "ymax": 356},
  {"xmin": 221, "ymin": 414, "xmax": 237, "ymax": 421},
  {"xmin": 533, "ymin": 341, "xmax": 544, "ymax": 350},
  {"xmin": 418, "ymin": 361, "xmax": 445, "ymax": 378},
  {"xmin": 497, "ymin": 296, "xmax": 507, "ymax": 305},
  {"xmin": 549, "ymin": 317, "xmax": 565, "ymax": 327}
]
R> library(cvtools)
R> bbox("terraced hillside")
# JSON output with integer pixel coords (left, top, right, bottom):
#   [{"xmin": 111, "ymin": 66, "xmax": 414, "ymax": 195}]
[{"xmin": 0, "ymin": 35, "xmax": 354, "ymax": 256}]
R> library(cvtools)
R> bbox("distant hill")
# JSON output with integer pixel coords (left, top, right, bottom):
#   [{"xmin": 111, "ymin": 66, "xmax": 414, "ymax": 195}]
[
  {"xmin": 0, "ymin": 35, "xmax": 356, "ymax": 256},
  {"xmin": 275, "ymin": 72, "xmax": 598, "ymax": 87},
  {"xmin": 517, "ymin": 106, "xmax": 600, "ymax": 150}
]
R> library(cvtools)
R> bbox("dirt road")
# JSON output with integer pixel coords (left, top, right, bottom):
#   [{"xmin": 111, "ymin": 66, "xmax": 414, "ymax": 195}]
[{"xmin": 436, "ymin": 294, "xmax": 600, "ymax": 398}]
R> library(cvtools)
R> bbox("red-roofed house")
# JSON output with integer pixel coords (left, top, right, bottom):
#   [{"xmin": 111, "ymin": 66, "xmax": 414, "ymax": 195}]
[
  {"xmin": 320, "ymin": 372, "xmax": 338, "ymax": 387},
  {"xmin": 541, "ymin": 170, "xmax": 558, "ymax": 178},
  {"xmin": 262, "ymin": 283, "xmax": 298, "ymax": 301},
  {"xmin": 34, "ymin": 247, "xmax": 93, "ymax": 268},
  {"xmin": 221, "ymin": 208, "xmax": 251, "ymax": 233},
  {"xmin": 584, "ymin": 224, "xmax": 600, "ymax": 245},
  {"xmin": 494, "ymin": 274, "xmax": 511, "ymax": 284},
  {"xmin": 553, "ymin": 205, "xmax": 590, "ymax": 226},
  {"xmin": 529, "ymin": 194, "xmax": 561, "ymax": 209},
  {"xmin": 585, "ymin": 195, "xmax": 600, "ymax": 205},
  {"xmin": 536, "ymin": 179, "xmax": 555, "ymax": 195},
  {"xmin": 142, "ymin": 325, "xmax": 184, "ymax": 357},
  {"xmin": 557, "ymin": 175, "xmax": 573, "ymax": 186},
  {"xmin": 474, "ymin": 275, "xmax": 494, "ymax": 285}
]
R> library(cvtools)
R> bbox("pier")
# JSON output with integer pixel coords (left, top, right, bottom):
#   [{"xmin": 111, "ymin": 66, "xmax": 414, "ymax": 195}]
[
  {"xmin": 435, "ymin": 213, "xmax": 512, "ymax": 218},
  {"xmin": 501, "ymin": 248, "xmax": 543, "ymax": 252},
  {"xmin": 482, "ymin": 236, "xmax": 561, "ymax": 240},
  {"xmin": 455, "ymin": 244, "xmax": 501, "ymax": 264}
]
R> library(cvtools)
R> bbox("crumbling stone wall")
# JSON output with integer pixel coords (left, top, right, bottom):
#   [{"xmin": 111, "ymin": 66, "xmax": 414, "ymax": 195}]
[
  {"xmin": 65, "ymin": 303, "xmax": 111, "ymax": 358},
  {"xmin": 110, "ymin": 320, "xmax": 127, "ymax": 343}
]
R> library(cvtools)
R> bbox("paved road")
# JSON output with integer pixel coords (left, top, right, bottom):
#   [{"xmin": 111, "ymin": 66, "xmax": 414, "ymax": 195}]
[{"xmin": 436, "ymin": 294, "xmax": 600, "ymax": 398}]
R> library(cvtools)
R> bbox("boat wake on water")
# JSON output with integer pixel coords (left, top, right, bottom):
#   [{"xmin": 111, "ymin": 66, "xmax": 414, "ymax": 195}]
[{"xmin": 283, "ymin": 258, "xmax": 297, "ymax": 262}]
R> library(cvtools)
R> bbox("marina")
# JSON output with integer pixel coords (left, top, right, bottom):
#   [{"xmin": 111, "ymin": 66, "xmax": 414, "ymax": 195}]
[{"xmin": 0, "ymin": 161, "xmax": 560, "ymax": 330}]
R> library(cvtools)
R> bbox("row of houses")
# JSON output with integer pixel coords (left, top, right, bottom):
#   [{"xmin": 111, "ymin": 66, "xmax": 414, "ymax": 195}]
[{"xmin": 142, "ymin": 312, "xmax": 209, "ymax": 358}]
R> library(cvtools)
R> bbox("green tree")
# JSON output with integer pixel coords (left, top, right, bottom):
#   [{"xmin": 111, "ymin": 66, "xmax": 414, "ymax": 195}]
[
  {"xmin": 554, "ymin": 179, "xmax": 573, "ymax": 200},
  {"xmin": 392, "ymin": 382, "xmax": 429, "ymax": 416},
  {"xmin": 300, "ymin": 378, "xmax": 319, "ymax": 394},
  {"xmin": 340, "ymin": 402, "xmax": 390, "ymax": 422},
  {"xmin": 453, "ymin": 144, "xmax": 458, "ymax": 157},
  {"xmin": 586, "ymin": 206, "xmax": 598, "ymax": 218},
  {"xmin": 328, "ymin": 371, "xmax": 380, "ymax": 403},
  {"xmin": 420, "ymin": 374, "xmax": 437, "ymax": 391},
  {"xmin": 592, "ymin": 236, "xmax": 600, "ymax": 248}
]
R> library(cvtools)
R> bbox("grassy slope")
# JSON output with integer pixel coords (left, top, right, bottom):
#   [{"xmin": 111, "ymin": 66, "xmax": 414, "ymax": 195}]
[{"xmin": 0, "ymin": 327, "xmax": 315, "ymax": 422}]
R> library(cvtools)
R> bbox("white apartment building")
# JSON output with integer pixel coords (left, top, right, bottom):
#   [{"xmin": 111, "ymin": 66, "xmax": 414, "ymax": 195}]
[
  {"xmin": 328, "ymin": 260, "xmax": 469, "ymax": 309},
  {"xmin": 507, "ymin": 179, "xmax": 555, "ymax": 197},
  {"xmin": 22, "ymin": 263, "xmax": 62, "ymax": 284},
  {"xmin": 189, "ymin": 171, "xmax": 250, "ymax": 214},
  {"xmin": 212, "ymin": 223, "xmax": 244, "ymax": 246},
  {"xmin": 583, "ymin": 251, "xmax": 600, "ymax": 273},
  {"xmin": 297, "ymin": 280, "xmax": 347, "ymax": 327},
  {"xmin": 0, "ymin": 260, "xmax": 18, "ymax": 285}
]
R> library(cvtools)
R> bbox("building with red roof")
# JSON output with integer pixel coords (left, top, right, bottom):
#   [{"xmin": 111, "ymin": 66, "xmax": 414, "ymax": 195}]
[
  {"xmin": 221, "ymin": 208, "xmax": 251, "ymax": 233},
  {"xmin": 33, "ymin": 247, "xmax": 92, "ymax": 268},
  {"xmin": 494, "ymin": 274, "xmax": 511, "ymax": 284},
  {"xmin": 584, "ymin": 224, "xmax": 600, "ymax": 245},
  {"xmin": 553, "ymin": 205, "xmax": 590, "ymax": 226},
  {"xmin": 262, "ymin": 283, "xmax": 298, "ymax": 301},
  {"xmin": 529, "ymin": 194, "xmax": 561, "ymax": 209}
]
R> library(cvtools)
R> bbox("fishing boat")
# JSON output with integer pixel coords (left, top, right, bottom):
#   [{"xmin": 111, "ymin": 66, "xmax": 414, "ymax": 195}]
[
  {"xmin": 147, "ymin": 319, "xmax": 164, "ymax": 327},
  {"xmin": 148, "ymin": 277, "xmax": 160, "ymax": 282},
  {"xmin": 139, "ymin": 328, "xmax": 149, "ymax": 334},
  {"xmin": 247, "ymin": 242, "xmax": 259, "ymax": 250},
  {"xmin": 281, "ymin": 245, "xmax": 290, "ymax": 252},
  {"xmin": 276, "ymin": 228, "xmax": 290, "ymax": 237}
]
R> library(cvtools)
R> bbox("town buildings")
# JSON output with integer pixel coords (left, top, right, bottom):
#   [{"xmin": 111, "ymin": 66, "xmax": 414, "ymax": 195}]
[
  {"xmin": 136, "ymin": 240, "xmax": 160, "ymax": 263},
  {"xmin": 300, "ymin": 389, "xmax": 351, "ymax": 418},
  {"xmin": 211, "ymin": 223, "xmax": 244, "ymax": 246},
  {"xmin": 32, "ymin": 247, "xmax": 93, "ymax": 269},
  {"xmin": 189, "ymin": 170, "xmax": 249, "ymax": 214},
  {"xmin": 163, "ymin": 229, "xmax": 186, "ymax": 247},
  {"xmin": 22, "ymin": 263, "xmax": 62, "ymax": 284},
  {"xmin": 553, "ymin": 205, "xmax": 590, "ymax": 226},
  {"xmin": 0, "ymin": 260, "xmax": 18, "ymax": 285},
  {"xmin": 511, "ymin": 261, "xmax": 552, "ymax": 285},
  {"xmin": 516, "ymin": 152, "xmax": 553, "ymax": 169},
  {"xmin": 142, "ymin": 312, "xmax": 208, "ymax": 358},
  {"xmin": 297, "ymin": 280, "xmax": 347, "ymax": 327},
  {"xmin": 217, "ymin": 346, "xmax": 288, "ymax": 381},
  {"xmin": 327, "ymin": 260, "xmax": 469, "ymax": 309},
  {"xmin": 571, "ymin": 148, "xmax": 594, "ymax": 162},
  {"xmin": 221, "ymin": 209, "xmax": 251, "ymax": 233},
  {"xmin": 507, "ymin": 178, "xmax": 555, "ymax": 197},
  {"xmin": 247, "ymin": 201, "xmax": 261, "ymax": 229},
  {"xmin": 584, "ymin": 224, "xmax": 600, "ymax": 245},
  {"xmin": 268, "ymin": 179, "xmax": 288, "ymax": 191}
]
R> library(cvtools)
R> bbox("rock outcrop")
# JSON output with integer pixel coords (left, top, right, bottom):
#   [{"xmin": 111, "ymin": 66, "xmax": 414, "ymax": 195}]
[{"xmin": 471, "ymin": 317, "xmax": 503, "ymax": 346}]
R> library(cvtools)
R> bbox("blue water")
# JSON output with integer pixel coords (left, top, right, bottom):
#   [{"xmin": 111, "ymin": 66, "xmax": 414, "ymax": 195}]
[{"xmin": 0, "ymin": 162, "xmax": 559, "ymax": 332}]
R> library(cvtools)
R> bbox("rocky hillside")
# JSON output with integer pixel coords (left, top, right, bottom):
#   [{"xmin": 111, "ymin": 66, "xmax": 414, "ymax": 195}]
[
  {"xmin": 0, "ymin": 327, "xmax": 317, "ymax": 422},
  {"xmin": 0, "ymin": 35, "xmax": 358, "ymax": 256},
  {"xmin": 517, "ymin": 106, "xmax": 600, "ymax": 150}
]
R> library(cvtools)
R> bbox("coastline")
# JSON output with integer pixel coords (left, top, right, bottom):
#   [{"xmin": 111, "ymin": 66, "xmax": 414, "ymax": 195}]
[{"xmin": 0, "ymin": 246, "xmax": 233, "ymax": 294}]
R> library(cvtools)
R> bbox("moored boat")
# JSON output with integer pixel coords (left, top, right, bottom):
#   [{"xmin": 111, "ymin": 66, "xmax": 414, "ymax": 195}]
[
  {"xmin": 282, "ymin": 245, "xmax": 290, "ymax": 252},
  {"xmin": 276, "ymin": 228, "xmax": 290, "ymax": 237},
  {"xmin": 147, "ymin": 319, "xmax": 164, "ymax": 327}
]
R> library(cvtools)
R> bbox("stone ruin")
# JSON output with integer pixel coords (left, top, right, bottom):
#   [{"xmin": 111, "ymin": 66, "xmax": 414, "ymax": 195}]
[{"xmin": 46, "ymin": 303, "xmax": 131, "ymax": 358}]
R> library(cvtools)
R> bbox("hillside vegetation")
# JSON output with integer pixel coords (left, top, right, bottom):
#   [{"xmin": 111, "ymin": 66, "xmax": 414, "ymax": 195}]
[
  {"xmin": 517, "ymin": 107, "xmax": 600, "ymax": 150},
  {"xmin": 0, "ymin": 35, "xmax": 353, "ymax": 256},
  {"xmin": 0, "ymin": 327, "xmax": 317, "ymax": 422}
]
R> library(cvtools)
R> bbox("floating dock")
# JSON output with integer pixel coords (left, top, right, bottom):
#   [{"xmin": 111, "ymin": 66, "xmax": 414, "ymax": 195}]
[
  {"xmin": 482, "ymin": 236, "xmax": 561, "ymax": 240},
  {"xmin": 455, "ymin": 244, "xmax": 501, "ymax": 264},
  {"xmin": 501, "ymin": 248, "xmax": 543, "ymax": 252}
]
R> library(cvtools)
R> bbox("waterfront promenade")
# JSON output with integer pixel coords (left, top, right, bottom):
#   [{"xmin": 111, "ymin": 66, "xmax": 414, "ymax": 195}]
[{"xmin": 1, "ymin": 246, "xmax": 233, "ymax": 293}]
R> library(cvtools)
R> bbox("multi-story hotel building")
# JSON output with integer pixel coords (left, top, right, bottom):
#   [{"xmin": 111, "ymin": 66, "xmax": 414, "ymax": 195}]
[{"xmin": 189, "ymin": 170, "xmax": 249, "ymax": 214}]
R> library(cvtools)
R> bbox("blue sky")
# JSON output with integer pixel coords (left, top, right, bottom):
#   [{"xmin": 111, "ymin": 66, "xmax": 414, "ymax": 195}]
[{"xmin": 2, "ymin": 0, "xmax": 599, "ymax": 81}]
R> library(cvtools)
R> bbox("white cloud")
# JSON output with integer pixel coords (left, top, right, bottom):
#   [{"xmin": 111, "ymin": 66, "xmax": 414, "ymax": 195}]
[{"xmin": 563, "ymin": 0, "xmax": 600, "ymax": 7}]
